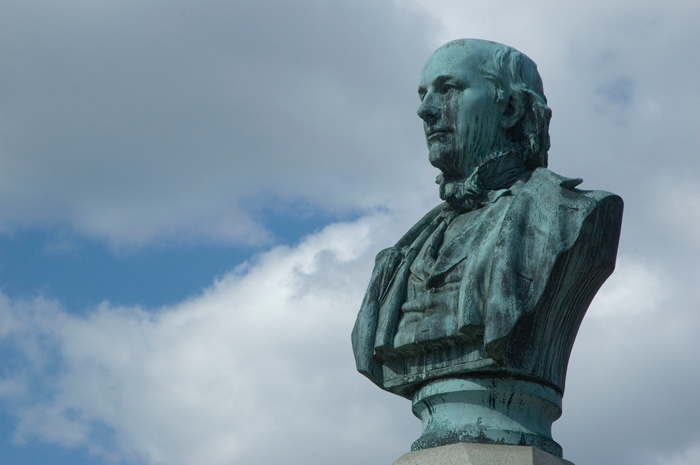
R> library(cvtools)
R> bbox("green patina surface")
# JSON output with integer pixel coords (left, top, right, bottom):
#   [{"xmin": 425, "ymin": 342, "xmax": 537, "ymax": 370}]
[{"xmin": 351, "ymin": 39, "xmax": 623, "ymax": 456}]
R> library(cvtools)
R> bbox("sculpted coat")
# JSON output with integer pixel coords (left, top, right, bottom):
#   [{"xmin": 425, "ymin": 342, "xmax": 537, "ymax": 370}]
[
  {"xmin": 352, "ymin": 167, "xmax": 622, "ymax": 398},
  {"xmin": 352, "ymin": 39, "xmax": 623, "ymax": 454},
  {"xmin": 350, "ymin": 39, "xmax": 623, "ymax": 454}
]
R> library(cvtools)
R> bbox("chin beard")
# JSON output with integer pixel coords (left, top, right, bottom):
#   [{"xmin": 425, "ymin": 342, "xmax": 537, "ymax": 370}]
[
  {"xmin": 436, "ymin": 149, "xmax": 528, "ymax": 212},
  {"xmin": 436, "ymin": 172, "xmax": 486, "ymax": 212}
]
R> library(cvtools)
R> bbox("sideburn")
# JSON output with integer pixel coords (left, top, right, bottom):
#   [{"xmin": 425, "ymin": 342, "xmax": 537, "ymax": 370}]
[{"xmin": 457, "ymin": 110, "xmax": 499, "ymax": 179}]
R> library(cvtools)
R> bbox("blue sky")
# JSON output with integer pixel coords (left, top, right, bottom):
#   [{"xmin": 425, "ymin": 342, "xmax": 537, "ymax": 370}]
[
  {"xmin": 1, "ymin": 1, "xmax": 699, "ymax": 464},
  {"xmin": 0, "ymin": 204, "xmax": 348, "ymax": 311}
]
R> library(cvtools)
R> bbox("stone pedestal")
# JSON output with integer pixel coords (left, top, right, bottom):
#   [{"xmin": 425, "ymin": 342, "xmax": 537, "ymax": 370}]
[{"xmin": 392, "ymin": 443, "xmax": 574, "ymax": 465}]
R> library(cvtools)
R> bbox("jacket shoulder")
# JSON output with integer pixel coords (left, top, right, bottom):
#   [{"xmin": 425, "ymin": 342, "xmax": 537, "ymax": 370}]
[{"xmin": 528, "ymin": 167, "xmax": 623, "ymax": 211}]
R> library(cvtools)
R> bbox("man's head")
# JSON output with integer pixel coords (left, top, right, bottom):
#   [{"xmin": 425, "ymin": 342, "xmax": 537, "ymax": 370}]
[{"xmin": 417, "ymin": 39, "xmax": 551, "ymax": 181}]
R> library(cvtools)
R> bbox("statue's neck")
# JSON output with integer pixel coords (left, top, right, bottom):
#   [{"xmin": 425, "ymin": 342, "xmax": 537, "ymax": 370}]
[{"xmin": 437, "ymin": 152, "xmax": 530, "ymax": 211}]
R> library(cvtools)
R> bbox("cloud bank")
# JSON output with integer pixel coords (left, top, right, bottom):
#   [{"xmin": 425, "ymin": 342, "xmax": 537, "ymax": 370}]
[
  {"xmin": 0, "ymin": 0, "xmax": 437, "ymax": 246},
  {"xmin": 0, "ymin": 214, "xmax": 418, "ymax": 465},
  {"xmin": 0, "ymin": 0, "xmax": 698, "ymax": 464},
  {"xmin": 1, "ymin": 209, "xmax": 699, "ymax": 465}
]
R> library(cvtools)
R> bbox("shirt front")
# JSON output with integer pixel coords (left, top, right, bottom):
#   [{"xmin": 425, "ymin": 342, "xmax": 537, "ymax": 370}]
[{"xmin": 392, "ymin": 182, "xmax": 523, "ymax": 357}]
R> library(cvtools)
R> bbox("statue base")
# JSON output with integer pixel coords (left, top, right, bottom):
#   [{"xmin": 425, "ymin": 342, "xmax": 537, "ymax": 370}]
[
  {"xmin": 392, "ymin": 442, "xmax": 574, "ymax": 465},
  {"xmin": 411, "ymin": 378, "xmax": 563, "ymax": 457}
]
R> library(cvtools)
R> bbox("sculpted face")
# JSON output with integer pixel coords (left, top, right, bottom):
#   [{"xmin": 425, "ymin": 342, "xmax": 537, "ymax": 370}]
[{"xmin": 417, "ymin": 42, "xmax": 506, "ymax": 179}]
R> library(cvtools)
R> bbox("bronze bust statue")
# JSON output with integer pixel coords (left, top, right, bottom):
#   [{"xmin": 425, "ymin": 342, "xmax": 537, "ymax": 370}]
[{"xmin": 352, "ymin": 39, "xmax": 623, "ymax": 457}]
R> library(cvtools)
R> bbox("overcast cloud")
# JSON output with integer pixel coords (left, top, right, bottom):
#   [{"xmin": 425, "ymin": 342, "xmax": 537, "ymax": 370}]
[
  {"xmin": 0, "ymin": 0, "xmax": 437, "ymax": 246},
  {"xmin": 0, "ymin": 0, "xmax": 698, "ymax": 464}
]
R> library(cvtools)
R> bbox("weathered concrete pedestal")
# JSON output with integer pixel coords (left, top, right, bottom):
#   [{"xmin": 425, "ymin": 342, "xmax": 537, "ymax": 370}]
[{"xmin": 392, "ymin": 443, "xmax": 574, "ymax": 465}]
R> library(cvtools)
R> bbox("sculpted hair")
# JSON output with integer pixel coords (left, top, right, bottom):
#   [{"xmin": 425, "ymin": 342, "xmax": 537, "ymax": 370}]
[{"xmin": 480, "ymin": 42, "xmax": 552, "ymax": 168}]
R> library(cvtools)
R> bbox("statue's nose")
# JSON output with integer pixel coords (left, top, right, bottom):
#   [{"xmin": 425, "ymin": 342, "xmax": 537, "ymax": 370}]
[{"xmin": 417, "ymin": 94, "xmax": 440, "ymax": 124}]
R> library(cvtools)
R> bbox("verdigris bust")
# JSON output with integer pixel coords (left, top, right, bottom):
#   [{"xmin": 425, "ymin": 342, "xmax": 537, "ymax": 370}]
[{"xmin": 352, "ymin": 39, "xmax": 623, "ymax": 458}]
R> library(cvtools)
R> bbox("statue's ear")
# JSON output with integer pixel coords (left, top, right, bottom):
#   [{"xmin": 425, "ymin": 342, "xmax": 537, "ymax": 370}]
[{"xmin": 501, "ymin": 93, "xmax": 525, "ymax": 130}]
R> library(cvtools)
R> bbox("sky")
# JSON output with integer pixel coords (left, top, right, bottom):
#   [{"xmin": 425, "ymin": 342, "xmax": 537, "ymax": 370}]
[{"xmin": 0, "ymin": 0, "xmax": 699, "ymax": 464}]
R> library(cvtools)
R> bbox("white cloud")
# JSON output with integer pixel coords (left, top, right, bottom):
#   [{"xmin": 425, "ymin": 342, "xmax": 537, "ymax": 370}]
[
  {"xmin": 2, "ymin": 0, "xmax": 697, "ymax": 251},
  {"xmin": 0, "ymin": 214, "xmax": 419, "ymax": 465},
  {"xmin": 662, "ymin": 442, "xmax": 700, "ymax": 465},
  {"xmin": 1, "ymin": 212, "xmax": 699, "ymax": 465},
  {"xmin": 556, "ymin": 254, "xmax": 700, "ymax": 465},
  {"xmin": 585, "ymin": 257, "xmax": 668, "ymax": 320},
  {"xmin": 654, "ymin": 179, "xmax": 700, "ymax": 250}
]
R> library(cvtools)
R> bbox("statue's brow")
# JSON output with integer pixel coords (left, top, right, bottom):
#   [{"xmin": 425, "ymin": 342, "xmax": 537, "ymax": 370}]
[
  {"xmin": 434, "ymin": 75, "xmax": 466, "ymax": 87},
  {"xmin": 419, "ymin": 75, "xmax": 466, "ymax": 92}
]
